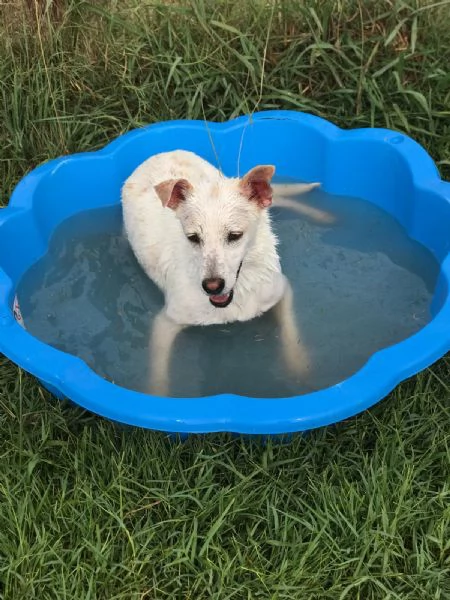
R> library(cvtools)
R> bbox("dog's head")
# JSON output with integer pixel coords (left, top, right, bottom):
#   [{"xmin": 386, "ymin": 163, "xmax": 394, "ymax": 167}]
[{"xmin": 154, "ymin": 164, "xmax": 275, "ymax": 308}]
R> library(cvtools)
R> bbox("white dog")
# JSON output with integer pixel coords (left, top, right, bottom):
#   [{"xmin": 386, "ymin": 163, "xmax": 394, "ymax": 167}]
[{"xmin": 122, "ymin": 150, "xmax": 331, "ymax": 396}]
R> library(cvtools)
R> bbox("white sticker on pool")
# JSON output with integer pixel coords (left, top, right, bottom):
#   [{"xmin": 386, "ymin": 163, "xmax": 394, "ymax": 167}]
[{"xmin": 13, "ymin": 295, "xmax": 25, "ymax": 329}]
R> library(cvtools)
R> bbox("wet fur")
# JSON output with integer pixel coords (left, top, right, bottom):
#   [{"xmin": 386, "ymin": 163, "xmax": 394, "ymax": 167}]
[{"xmin": 122, "ymin": 150, "xmax": 331, "ymax": 396}]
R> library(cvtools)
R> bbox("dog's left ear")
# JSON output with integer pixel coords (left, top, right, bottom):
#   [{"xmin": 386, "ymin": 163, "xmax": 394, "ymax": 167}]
[
  {"xmin": 239, "ymin": 165, "xmax": 276, "ymax": 208},
  {"xmin": 154, "ymin": 178, "xmax": 193, "ymax": 211}
]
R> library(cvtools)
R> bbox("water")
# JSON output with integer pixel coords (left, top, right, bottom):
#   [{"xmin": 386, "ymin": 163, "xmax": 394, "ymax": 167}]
[{"xmin": 17, "ymin": 185, "xmax": 438, "ymax": 397}]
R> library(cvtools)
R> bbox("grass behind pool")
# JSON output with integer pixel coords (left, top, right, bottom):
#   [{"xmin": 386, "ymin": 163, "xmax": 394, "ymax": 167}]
[{"xmin": 0, "ymin": 0, "xmax": 449, "ymax": 598}]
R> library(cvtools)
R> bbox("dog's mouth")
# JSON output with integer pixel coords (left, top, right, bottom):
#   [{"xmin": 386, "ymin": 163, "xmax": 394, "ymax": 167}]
[
  {"xmin": 206, "ymin": 261, "xmax": 242, "ymax": 309},
  {"xmin": 209, "ymin": 290, "xmax": 234, "ymax": 308}
]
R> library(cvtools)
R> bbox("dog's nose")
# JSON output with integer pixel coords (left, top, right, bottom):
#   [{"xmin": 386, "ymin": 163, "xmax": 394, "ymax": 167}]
[{"xmin": 202, "ymin": 277, "xmax": 225, "ymax": 295}]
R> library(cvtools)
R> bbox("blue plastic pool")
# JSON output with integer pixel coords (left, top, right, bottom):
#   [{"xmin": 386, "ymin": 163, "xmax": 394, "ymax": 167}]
[{"xmin": 0, "ymin": 111, "xmax": 449, "ymax": 434}]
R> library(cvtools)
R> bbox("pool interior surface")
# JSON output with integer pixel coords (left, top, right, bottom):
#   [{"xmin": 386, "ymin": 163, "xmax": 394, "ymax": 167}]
[{"xmin": 17, "ymin": 182, "xmax": 439, "ymax": 398}]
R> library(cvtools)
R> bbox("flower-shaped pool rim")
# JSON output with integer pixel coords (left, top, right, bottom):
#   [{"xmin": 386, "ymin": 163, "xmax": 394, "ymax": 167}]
[{"xmin": 0, "ymin": 110, "xmax": 449, "ymax": 434}]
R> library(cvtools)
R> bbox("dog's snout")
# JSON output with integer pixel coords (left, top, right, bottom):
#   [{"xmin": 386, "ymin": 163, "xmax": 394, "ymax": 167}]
[{"xmin": 202, "ymin": 277, "xmax": 225, "ymax": 295}]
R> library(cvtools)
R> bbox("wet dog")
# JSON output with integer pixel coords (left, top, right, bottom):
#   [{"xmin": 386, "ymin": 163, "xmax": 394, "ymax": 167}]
[{"xmin": 122, "ymin": 150, "xmax": 332, "ymax": 395}]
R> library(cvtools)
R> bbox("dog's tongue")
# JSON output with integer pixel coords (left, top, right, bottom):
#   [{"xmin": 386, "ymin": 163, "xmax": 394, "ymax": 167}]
[{"xmin": 210, "ymin": 293, "xmax": 229, "ymax": 303}]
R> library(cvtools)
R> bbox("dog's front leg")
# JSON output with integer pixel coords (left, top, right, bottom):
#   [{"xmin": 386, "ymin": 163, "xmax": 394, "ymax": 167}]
[
  {"xmin": 274, "ymin": 280, "xmax": 312, "ymax": 382},
  {"xmin": 148, "ymin": 309, "xmax": 185, "ymax": 397}
]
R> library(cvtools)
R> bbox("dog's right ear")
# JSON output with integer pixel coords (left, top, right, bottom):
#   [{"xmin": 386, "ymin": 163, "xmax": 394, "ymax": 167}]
[{"xmin": 154, "ymin": 178, "xmax": 192, "ymax": 210}]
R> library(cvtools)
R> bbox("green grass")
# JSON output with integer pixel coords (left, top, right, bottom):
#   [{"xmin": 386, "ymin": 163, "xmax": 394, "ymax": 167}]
[{"xmin": 0, "ymin": 1, "xmax": 449, "ymax": 598}]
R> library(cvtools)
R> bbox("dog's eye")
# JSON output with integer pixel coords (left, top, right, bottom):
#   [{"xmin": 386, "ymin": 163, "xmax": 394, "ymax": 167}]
[
  {"xmin": 227, "ymin": 232, "xmax": 243, "ymax": 243},
  {"xmin": 187, "ymin": 233, "xmax": 201, "ymax": 244}
]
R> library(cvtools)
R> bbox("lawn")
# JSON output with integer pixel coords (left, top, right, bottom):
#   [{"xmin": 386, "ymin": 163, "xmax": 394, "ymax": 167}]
[{"xmin": 0, "ymin": 1, "xmax": 449, "ymax": 598}]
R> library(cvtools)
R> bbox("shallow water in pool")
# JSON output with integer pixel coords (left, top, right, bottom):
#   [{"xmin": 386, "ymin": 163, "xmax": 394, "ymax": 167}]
[{"xmin": 17, "ymin": 184, "xmax": 438, "ymax": 397}]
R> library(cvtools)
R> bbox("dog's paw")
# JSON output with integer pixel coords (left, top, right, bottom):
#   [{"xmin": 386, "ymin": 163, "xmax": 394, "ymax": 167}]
[
  {"xmin": 148, "ymin": 374, "xmax": 170, "ymax": 398},
  {"xmin": 282, "ymin": 340, "xmax": 313, "ymax": 381}
]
